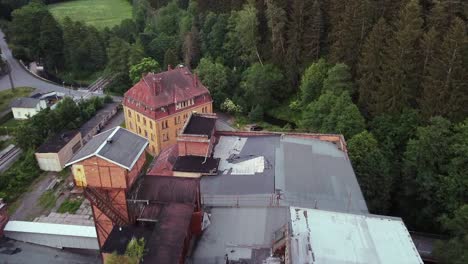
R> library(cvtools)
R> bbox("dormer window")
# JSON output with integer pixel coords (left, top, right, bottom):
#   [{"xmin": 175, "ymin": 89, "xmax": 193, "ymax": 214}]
[{"xmin": 175, "ymin": 99, "xmax": 195, "ymax": 110}]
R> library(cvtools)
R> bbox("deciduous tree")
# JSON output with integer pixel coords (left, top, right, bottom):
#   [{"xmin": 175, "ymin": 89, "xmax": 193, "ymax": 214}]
[
  {"xmin": 129, "ymin": 57, "xmax": 161, "ymax": 84},
  {"xmin": 348, "ymin": 131, "xmax": 392, "ymax": 213}
]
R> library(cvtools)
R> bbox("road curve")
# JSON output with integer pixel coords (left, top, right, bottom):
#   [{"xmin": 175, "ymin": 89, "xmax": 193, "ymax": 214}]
[{"xmin": 0, "ymin": 30, "xmax": 87, "ymax": 97}]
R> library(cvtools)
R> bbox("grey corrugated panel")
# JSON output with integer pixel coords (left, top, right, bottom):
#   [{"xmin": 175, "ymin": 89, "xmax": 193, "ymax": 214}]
[
  {"xmin": 10, "ymin": 97, "xmax": 40, "ymax": 108},
  {"xmin": 66, "ymin": 128, "xmax": 114, "ymax": 165},
  {"xmin": 192, "ymin": 207, "xmax": 288, "ymax": 264}
]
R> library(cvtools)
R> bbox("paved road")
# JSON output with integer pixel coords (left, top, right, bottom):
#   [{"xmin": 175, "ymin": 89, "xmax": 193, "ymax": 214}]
[
  {"xmin": 0, "ymin": 237, "xmax": 100, "ymax": 264},
  {"xmin": 0, "ymin": 30, "xmax": 87, "ymax": 98},
  {"xmin": 10, "ymin": 172, "xmax": 56, "ymax": 221}
]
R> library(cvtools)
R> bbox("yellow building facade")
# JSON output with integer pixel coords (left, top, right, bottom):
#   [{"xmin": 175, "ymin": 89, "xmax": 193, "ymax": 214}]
[{"xmin": 124, "ymin": 102, "xmax": 212, "ymax": 156}]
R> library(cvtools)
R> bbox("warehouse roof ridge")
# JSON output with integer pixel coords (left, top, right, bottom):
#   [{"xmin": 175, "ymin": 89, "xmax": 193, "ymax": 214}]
[{"xmin": 66, "ymin": 126, "xmax": 148, "ymax": 170}]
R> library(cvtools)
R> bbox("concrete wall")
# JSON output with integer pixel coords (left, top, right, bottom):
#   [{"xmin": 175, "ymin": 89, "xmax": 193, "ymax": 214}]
[
  {"xmin": 124, "ymin": 101, "xmax": 213, "ymax": 155},
  {"xmin": 35, "ymin": 133, "xmax": 82, "ymax": 172},
  {"xmin": 35, "ymin": 152, "xmax": 61, "ymax": 172},
  {"xmin": 56, "ymin": 133, "xmax": 82, "ymax": 168}
]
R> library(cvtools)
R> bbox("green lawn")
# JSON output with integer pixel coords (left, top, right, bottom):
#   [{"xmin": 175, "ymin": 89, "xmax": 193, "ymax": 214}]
[
  {"xmin": 0, "ymin": 87, "xmax": 35, "ymax": 113},
  {"xmin": 48, "ymin": 0, "xmax": 132, "ymax": 30}
]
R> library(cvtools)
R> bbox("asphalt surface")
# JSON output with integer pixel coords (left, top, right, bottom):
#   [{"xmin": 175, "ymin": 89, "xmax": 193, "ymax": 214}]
[
  {"xmin": 0, "ymin": 30, "xmax": 87, "ymax": 98},
  {"xmin": 0, "ymin": 237, "xmax": 101, "ymax": 264}
]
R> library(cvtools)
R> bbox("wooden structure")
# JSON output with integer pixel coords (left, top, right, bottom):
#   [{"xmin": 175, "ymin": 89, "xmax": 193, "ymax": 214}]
[{"xmin": 66, "ymin": 127, "xmax": 148, "ymax": 247}]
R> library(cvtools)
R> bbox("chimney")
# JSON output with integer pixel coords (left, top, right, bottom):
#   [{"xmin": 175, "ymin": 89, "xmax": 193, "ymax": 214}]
[
  {"xmin": 167, "ymin": 64, "xmax": 172, "ymax": 71},
  {"xmin": 152, "ymin": 76, "xmax": 157, "ymax": 95},
  {"xmin": 193, "ymin": 73, "xmax": 198, "ymax": 87}
]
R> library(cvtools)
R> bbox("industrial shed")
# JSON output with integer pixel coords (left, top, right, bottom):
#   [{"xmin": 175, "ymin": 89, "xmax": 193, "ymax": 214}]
[
  {"xmin": 3, "ymin": 221, "xmax": 98, "ymax": 250},
  {"xmin": 35, "ymin": 130, "xmax": 82, "ymax": 172}
]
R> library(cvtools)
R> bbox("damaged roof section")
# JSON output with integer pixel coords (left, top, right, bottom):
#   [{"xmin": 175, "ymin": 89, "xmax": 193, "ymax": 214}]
[
  {"xmin": 173, "ymin": 156, "xmax": 220, "ymax": 174},
  {"xmin": 200, "ymin": 133, "xmax": 367, "ymax": 213}
]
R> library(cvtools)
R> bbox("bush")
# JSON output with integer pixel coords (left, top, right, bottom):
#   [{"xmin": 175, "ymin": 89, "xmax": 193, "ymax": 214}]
[{"xmin": 220, "ymin": 98, "xmax": 242, "ymax": 114}]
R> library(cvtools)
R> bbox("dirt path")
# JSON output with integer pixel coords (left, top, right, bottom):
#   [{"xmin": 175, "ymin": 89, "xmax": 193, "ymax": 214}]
[{"xmin": 10, "ymin": 172, "xmax": 56, "ymax": 220}]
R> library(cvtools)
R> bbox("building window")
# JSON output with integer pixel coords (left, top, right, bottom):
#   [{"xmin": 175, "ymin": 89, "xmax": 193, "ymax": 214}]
[
  {"xmin": 137, "ymin": 114, "xmax": 140, "ymax": 123},
  {"xmin": 163, "ymin": 133, "xmax": 169, "ymax": 142},
  {"xmin": 128, "ymin": 110, "xmax": 131, "ymax": 117},
  {"xmin": 144, "ymin": 130, "xmax": 148, "ymax": 138},
  {"xmin": 143, "ymin": 117, "xmax": 146, "ymax": 125},
  {"xmin": 151, "ymin": 134, "xmax": 154, "ymax": 141},
  {"xmin": 162, "ymin": 120, "xmax": 168, "ymax": 129},
  {"xmin": 138, "ymin": 127, "xmax": 142, "ymax": 134},
  {"xmin": 175, "ymin": 116, "xmax": 181, "ymax": 125},
  {"xmin": 130, "ymin": 122, "xmax": 133, "ymax": 129},
  {"xmin": 150, "ymin": 121, "xmax": 153, "ymax": 129}
]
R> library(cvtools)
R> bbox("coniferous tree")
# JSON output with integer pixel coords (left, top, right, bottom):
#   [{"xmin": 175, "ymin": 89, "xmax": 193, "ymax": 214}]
[
  {"xmin": 328, "ymin": 0, "xmax": 374, "ymax": 72},
  {"xmin": 357, "ymin": 18, "xmax": 391, "ymax": 115},
  {"xmin": 39, "ymin": 13, "xmax": 63, "ymax": 72},
  {"xmin": 265, "ymin": 0, "xmax": 287, "ymax": 64},
  {"xmin": 420, "ymin": 18, "xmax": 468, "ymax": 121},
  {"xmin": 164, "ymin": 48, "xmax": 179, "ymax": 68},
  {"xmin": 183, "ymin": 24, "xmax": 200, "ymax": 67},
  {"xmin": 286, "ymin": 0, "xmax": 311, "ymax": 86},
  {"xmin": 377, "ymin": 0, "xmax": 424, "ymax": 114},
  {"xmin": 303, "ymin": 0, "xmax": 324, "ymax": 62}
]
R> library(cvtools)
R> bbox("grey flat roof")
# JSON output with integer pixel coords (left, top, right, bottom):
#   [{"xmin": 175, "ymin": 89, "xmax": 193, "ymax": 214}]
[
  {"xmin": 192, "ymin": 207, "xmax": 288, "ymax": 264},
  {"xmin": 201, "ymin": 135, "xmax": 368, "ymax": 214},
  {"xmin": 66, "ymin": 127, "xmax": 148, "ymax": 170},
  {"xmin": 276, "ymin": 136, "xmax": 368, "ymax": 214},
  {"xmin": 10, "ymin": 97, "xmax": 40, "ymax": 108}
]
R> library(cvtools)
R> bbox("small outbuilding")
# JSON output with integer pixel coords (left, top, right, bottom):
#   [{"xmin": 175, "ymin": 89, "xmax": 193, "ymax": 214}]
[{"xmin": 35, "ymin": 130, "xmax": 82, "ymax": 172}]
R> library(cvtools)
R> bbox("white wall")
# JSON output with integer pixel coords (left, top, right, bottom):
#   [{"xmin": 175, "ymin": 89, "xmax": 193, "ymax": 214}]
[
  {"xmin": 4, "ymin": 231, "xmax": 99, "ymax": 250},
  {"xmin": 12, "ymin": 107, "xmax": 40, "ymax": 120}
]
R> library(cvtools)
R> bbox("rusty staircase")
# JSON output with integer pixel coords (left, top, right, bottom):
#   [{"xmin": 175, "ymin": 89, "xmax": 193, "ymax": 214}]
[{"xmin": 84, "ymin": 187, "xmax": 128, "ymax": 226}]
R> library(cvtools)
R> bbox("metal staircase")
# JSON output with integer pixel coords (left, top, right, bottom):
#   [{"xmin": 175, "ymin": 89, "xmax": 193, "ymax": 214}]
[{"xmin": 84, "ymin": 187, "xmax": 128, "ymax": 226}]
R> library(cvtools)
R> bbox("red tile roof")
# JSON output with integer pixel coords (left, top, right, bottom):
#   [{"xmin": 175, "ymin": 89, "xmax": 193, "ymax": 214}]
[{"xmin": 124, "ymin": 66, "xmax": 211, "ymax": 119}]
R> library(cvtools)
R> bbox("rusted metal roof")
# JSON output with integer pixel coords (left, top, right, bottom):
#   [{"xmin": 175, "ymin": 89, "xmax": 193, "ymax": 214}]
[{"xmin": 143, "ymin": 203, "xmax": 194, "ymax": 264}]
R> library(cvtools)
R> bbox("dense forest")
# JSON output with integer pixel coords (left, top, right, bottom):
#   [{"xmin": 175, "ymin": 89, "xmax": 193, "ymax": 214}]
[{"xmin": 0, "ymin": 0, "xmax": 467, "ymax": 261}]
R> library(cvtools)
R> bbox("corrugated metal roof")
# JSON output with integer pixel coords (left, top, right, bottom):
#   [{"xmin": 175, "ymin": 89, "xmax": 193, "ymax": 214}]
[
  {"xmin": 289, "ymin": 207, "xmax": 423, "ymax": 264},
  {"xmin": 193, "ymin": 207, "xmax": 288, "ymax": 264},
  {"xmin": 276, "ymin": 136, "xmax": 368, "ymax": 213},
  {"xmin": 66, "ymin": 126, "xmax": 148, "ymax": 170},
  {"xmin": 4, "ymin": 221, "xmax": 97, "ymax": 238},
  {"xmin": 10, "ymin": 97, "xmax": 40, "ymax": 108}
]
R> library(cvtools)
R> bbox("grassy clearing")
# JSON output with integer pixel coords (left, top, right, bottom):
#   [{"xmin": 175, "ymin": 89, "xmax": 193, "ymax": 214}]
[
  {"xmin": 48, "ymin": 0, "xmax": 132, "ymax": 30},
  {"xmin": 57, "ymin": 198, "xmax": 82, "ymax": 214},
  {"xmin": 38, "ymin": 190, "xmax": 57, "ymax": 210},
  {"xmin": 0, "ymin": 87, "xmax": 35, "ymax": 112}
]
